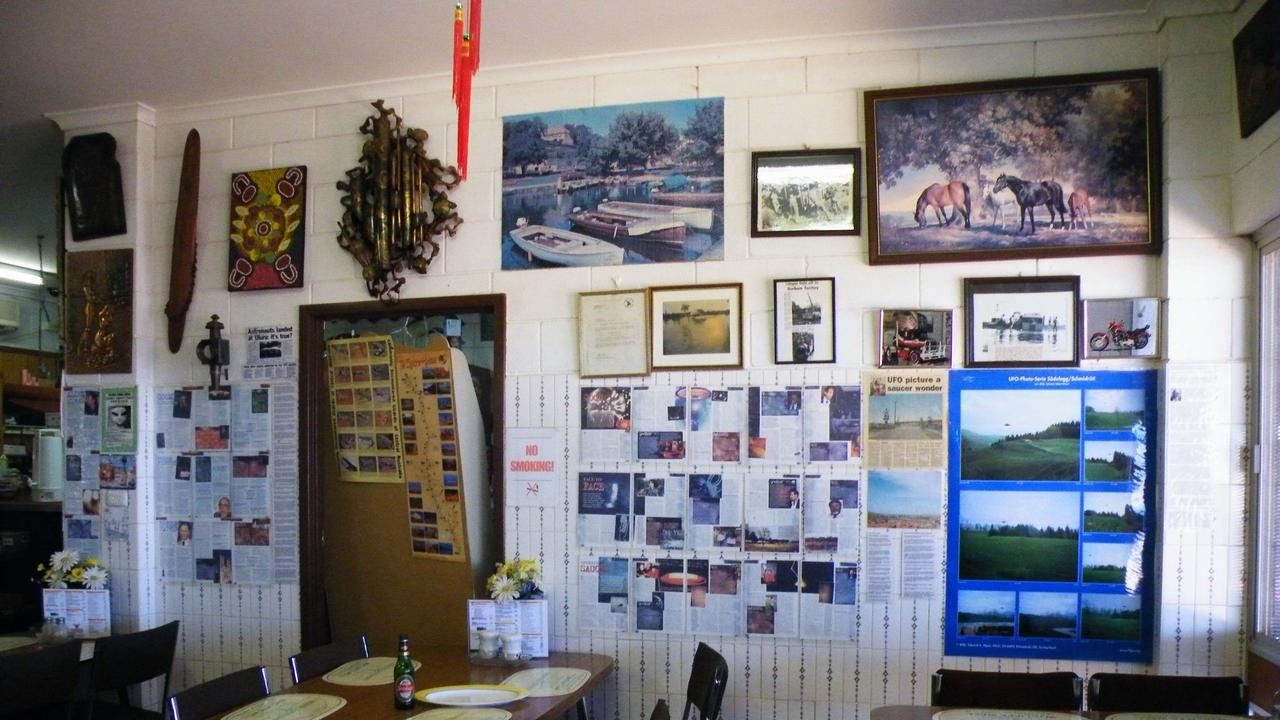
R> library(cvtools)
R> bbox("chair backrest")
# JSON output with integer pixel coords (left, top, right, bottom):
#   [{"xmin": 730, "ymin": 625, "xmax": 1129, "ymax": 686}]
[
  {"xmin": 287, "ymin": 635, "xmax": 370, "ymax": 684},
  {"xmin": 1087, "ymin": 673, "xmax": 1247, "ymax": 714},
  {"xmin": 683, "ymin": 642, "xmax": 729, "ymax": 720},
  {"xmin": 167, "ymin": 665, "xmax": 270, "ymax": 720},
  {"xmin": 648, "ymin": 698, "xmax": 672, "ymax": 720},
  {"xmin": 930, "ymin": 668, "xmax": 1082, "ymax": 711},
  {"xmin": 91, "ymin": 620, "xmax": 180, "ymax": 703},
  {"xmin": 0, "ymin": 640, "xmax": 83, "ymax": 719}
]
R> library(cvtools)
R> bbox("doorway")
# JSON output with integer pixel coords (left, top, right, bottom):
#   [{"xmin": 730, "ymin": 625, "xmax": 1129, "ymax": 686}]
[{"xmin": 298, "ymin": 294, "xmax": 505, "ymax": 653}]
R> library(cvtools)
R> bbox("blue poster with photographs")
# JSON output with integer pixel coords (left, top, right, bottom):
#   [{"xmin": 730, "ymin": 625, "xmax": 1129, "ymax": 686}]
[{"xmin": 945, "ymin": 369, "xmax": 1157, "ymax": 661}]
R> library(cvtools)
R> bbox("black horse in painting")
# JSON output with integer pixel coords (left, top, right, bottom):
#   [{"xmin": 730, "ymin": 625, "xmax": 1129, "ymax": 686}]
[{"xmin": 991, "ymin": 174, "xmax": 1067, "ymax": 233}]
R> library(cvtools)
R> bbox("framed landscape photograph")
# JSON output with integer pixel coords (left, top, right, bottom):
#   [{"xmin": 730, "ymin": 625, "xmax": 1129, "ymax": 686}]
[
  {"xmin": 578, "ymin": 289, "xmax": 651, "ymax": 377},
  {"xmin": 1082, "ymin": 297, "xmax": 1159, "ymax": 359},
  {"xmin": 964, "ymin": 276, "xmax": 1080, "ymax": 368},
  {"xmin": 751, "ymin": 149, "xmax": 861, "ymax": 236},
  {"xmin": 865, "ymin": 69, "xmax": 1161, "ymax": 264},
  {"xmin": 649, "ymin": 284, "xmax": 743, "ymax": 371},
  {"xmin": 878, "ymin": 308, "xmax": 953, "ymax": 367},
  {"xmin": 773, "ymin": 277, "xmax": 835, "ymax": 364}
]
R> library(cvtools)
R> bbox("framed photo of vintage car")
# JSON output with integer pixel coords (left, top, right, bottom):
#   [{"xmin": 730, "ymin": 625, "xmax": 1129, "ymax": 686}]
[
  {"xmin": 649, "ymin": 284, "xmax": 743, "ymax": 371},
  {"xmin": 751, "ymin": 149, "xmax": 861, "ymax": 237},
  {"xmin": 773, "ymin": 277, "xmax": 835, "ymax": 364},
  {"xmin": 964, "ymin": 276, "xmax": 1080, "ymax": 368},
  {"xmin": 878, "ymin": 308, "xmax": 953, "ymax": 367},
  {"xmin": 865, "ymin": 69, "xmax": 1161, "ymax": 264}
]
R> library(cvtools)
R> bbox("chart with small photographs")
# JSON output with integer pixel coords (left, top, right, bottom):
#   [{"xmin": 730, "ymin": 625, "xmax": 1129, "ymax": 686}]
[
  {"xmin": 327, "ymin": 335, "xmax": 403, "ymax": 483},
  {"xmin": 395, "ymin": 336, "xmax": 468, "ymax": 561}
]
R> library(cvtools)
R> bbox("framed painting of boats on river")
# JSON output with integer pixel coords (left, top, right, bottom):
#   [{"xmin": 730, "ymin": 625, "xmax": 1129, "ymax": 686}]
[
  {"xmin": 864, "ymin": 69, "xmax": 1161, "ymax": 265},
  {"xmin": 751, "ymin": 149, "xmax": 860, "ymax": 237},
  {"xmin": 501, "ymin": 97, "xmax": 724, "ymax": 270},
  {"xmin": 649, "ymin": 284, "xmax": 742, "ymax": 371}
]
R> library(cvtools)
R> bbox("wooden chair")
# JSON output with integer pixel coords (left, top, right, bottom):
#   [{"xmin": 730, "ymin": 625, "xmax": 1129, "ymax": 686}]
[
  {"xmin": 167, "ymin": 665, "xmax": 270, "ymax": 720},
  {"xmin": 930, "ymin": 668, "xmax": 1082, "ymax": 711},
  {"xmin": 287, "ymin": 634, "xmax": 370, "ymax": 684},
  {"xmin": 1087, "ymin": 673, "xmax": 1247, "ymax": 715},
  {"xmin": 682, "ymin": 642, "xmax": 729, "ymax": 720},
  {"xmin": 0, "ymin": 640, "xmax": 83, "ymax": 719},
  {"xmin": 86, "ymin": 620, "xmax": 180, "ymax": 719}
]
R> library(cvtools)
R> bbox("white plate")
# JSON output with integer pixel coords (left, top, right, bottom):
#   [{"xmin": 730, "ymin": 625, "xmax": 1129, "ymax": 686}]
[{"xmin": 415, "ymin": 684, "xmax": 528, "ymax": 707}]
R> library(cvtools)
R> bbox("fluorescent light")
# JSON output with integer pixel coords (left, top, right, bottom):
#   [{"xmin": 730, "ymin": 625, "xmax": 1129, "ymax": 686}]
[{"xmin": 0, "ymin": 263, "xmax": 44, "ymax": 286}]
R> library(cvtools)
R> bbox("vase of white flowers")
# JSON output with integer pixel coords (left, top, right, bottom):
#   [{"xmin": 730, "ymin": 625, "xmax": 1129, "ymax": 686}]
[
  {"xmin": 485, "ymin": 558, "xmax": 542, "ymax": 602},
  {"xmin": 480, "ymin": 559, "xmax": 548, "ymax": 659},
  {"xmin": 37, "ymin": 550, "xmax": 111, "ymax": 637}
]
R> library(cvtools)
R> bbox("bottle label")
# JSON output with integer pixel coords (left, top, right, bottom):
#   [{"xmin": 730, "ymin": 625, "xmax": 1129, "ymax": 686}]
[{"xmin": 396, "ymin": 675, "xmax": 414, "ymax": 701}]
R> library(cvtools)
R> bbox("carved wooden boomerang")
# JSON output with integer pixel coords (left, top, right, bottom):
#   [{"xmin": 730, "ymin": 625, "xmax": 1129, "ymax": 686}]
[{"xmin": 165, "ymin": 129, "xmax": 200, "ymax": 353}]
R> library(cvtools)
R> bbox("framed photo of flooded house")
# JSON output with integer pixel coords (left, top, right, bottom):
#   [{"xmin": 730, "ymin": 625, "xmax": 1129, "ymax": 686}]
[
  {"xmin": 773, "ymin": 277, "xmax": 835, "ymax": 364},
  {"xmin": 751, "ymin": 149, "xmax": 860, "ymax": 237},
  {"xmin": 864, "ymin": 69, "xmax": 1161, "ymax": 265},
  {"xmin": 878, "ymin": 308, "xmax": 953, "ymax": 367},
  {"xmin": 578, "ymin": 289, "xmax": 651, "ymax": 378},
  {"xmin": 964, "ymin": 276, "xmax": 1080, "ymax": 368},
  {"xmin": 649, "ymin": 283, "xmax": 743, "ymax": 371}
]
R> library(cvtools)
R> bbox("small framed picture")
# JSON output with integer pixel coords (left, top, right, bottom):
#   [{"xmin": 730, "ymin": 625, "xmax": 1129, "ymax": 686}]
[
  {"xmin": 578, "ymin": 289, "xmax": 651, "ymax": 377},
  {"xmin": 964, "ymin": 276, "xmax": 1080, "ymax": 368},
  {"xmin": 649, "ymin": 284, "xmax": 744, "ymax": 371},
  {"xmin": 1083, "ymin": 297, "xmax": 1159, "ymax": 359},
  {"xmin": 878, "ymin": 309, "xmax": 953, "ymax": 367},
  {"xmin": 773, "ymin": 278, "xmax": 835, "ymax": 364},
  {"xmin": 751, "ymin": 149, "xmax": 861, "ymax": 237}
]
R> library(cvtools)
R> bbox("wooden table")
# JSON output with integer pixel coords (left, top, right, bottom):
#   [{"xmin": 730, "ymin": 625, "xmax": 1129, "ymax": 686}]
[
  {"xmin": 218, "ymin": 647, "xmax": 614, "ymax": 720},
  {"xmin": 871, "ymin": 707, "xmax": 1105, "ymax": 720}
]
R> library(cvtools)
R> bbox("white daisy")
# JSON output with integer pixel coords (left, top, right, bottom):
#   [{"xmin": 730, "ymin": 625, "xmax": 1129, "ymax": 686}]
[
  {"xmin": 83, "ymin": 566, "xmax": 109, "ymax": 590},
  {"xmin": 490, "ymin": 576, "xmax": 520, "ymax": 602},
  {"xmin": 50, "ymin": 550, "xmax": 80, "ymax": 572}
]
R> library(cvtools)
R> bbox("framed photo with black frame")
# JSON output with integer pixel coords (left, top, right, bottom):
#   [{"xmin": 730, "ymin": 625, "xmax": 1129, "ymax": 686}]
[
  {"xmin": 649, "ymin": 283, "xmax": 744, "ymax": 371},
  {"xmin": 751, "ymin": 149, "xmax": 861, "ymax": 237},
  {"xmin": 773, "ymin": 277, "xmax": 835, "ymax": 364},
  {"xmin": 964, "ymin": 276, "xmax": 1080, "ymax": 368}
]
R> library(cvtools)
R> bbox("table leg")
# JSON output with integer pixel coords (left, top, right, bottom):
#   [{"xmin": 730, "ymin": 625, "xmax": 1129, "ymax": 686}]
[{"xmin": 576, "ymin": 696, "xmax": 589, "ymax": 720}]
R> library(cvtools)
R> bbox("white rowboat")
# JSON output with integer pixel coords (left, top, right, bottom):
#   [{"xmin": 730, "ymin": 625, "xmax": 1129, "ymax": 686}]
[
  {"xmin": 598, "ymin": 200, "xmax": 714, "ymax": 230},
  {"xmin": 509, "ymin": 224, "xmax": 625, "ymax": 267}
]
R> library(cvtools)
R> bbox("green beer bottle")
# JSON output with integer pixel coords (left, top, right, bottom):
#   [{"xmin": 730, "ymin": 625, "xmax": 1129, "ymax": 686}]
[{"xmin": 393, "ymin": 634, "xmax": 415, "ymax": 709}]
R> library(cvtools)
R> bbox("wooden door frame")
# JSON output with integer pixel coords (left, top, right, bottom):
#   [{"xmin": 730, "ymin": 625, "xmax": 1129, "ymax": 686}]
[{"xmin": 298, "ymin": 294, "xmax": 506, "ymax": 649}]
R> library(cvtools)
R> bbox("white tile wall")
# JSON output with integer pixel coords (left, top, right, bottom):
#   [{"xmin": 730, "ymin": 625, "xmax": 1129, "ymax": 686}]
[{"xmin": 52, "ymin": 7, "xmax": 1271, "ymax": 717}]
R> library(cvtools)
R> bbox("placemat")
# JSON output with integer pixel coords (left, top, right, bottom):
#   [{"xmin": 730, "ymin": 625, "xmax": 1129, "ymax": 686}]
[
  {"xmin": 222, "ymin": 694, "xmax": 347, "ymax": 720},
  {"xmin": 409, "ymin": 709, "xmax": 513, "ymax": 720},
  {"xmin": 0, "ymin": 636, "xmax": 37, "ymax": 652},
  {"xmin": 321, "ymin": 656, "xmax": 422, "ymax": 686},
  {"xmin": 932, "ymin": 711, "xmax": 1081, "ymax": 720},
  {"xmin": 502, "ymin": 667, "xmax": 591, "ymax": 697}
]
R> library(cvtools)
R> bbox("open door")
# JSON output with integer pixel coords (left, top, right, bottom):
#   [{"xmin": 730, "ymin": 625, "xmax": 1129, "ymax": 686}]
[{"xmin": 298, "ymin": 295, "xmax": 504, "ymax": 654}]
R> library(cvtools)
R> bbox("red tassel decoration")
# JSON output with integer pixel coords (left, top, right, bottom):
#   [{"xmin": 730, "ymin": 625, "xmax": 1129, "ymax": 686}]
[
  {"xmin": 468, "ymin": 0, "xmax": 482, "ymax": 76},
  {"xmin": 457, "ymin": 34, "xmax": 473, "ymax": 180},
  {"xmin": 451, "ymin": 2, "xmax": 464, "ymax": 99}
]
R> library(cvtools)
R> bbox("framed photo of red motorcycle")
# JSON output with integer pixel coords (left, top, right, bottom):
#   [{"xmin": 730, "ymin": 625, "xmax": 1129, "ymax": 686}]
[
  {"xmin": 963, "ymin": 275, "xmax": 1080, "ymax": 368},
  {"xmin": 864, "ymin": 69, "xmax": 1161, "ymax": 265},
  {"xmin": 1082, "ymin": 298, "xmax": 1159, "ymax": 359}
]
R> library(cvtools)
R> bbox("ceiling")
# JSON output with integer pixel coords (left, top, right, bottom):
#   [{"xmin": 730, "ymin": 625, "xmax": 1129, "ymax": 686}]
[{"xmin": 0, "ymin": 0, "xmax": 1153, "ymax": 272}]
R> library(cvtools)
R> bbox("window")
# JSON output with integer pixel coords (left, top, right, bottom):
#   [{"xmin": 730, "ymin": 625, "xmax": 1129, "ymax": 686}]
[{"xmin": 1255, "ymin": 223, "xmax": 1280, "ymax": 660}]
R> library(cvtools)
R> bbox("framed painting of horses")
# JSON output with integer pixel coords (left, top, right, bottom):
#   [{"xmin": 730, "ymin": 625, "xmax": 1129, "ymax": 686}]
[{"xmin": 864, "ymin": 69, "xmax": 1161, "ymax": 265}]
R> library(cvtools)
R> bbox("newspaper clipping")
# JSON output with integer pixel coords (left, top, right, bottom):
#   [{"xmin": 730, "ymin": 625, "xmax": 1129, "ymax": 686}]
[
  {"xmin": 577, "ymin": 472, "xmax": 631, "ymax": 546},
  {"xmin": 803, "ymin": 385, "xmax": 862, "ymax": 462},
  {"xmin": 633, "ymin": 472, "xmax": 686, "ymax": 550},
  {"xmin": 685, "ymin": 385, "xmax": 746, "ymax": 464},
  {"xmin": 633, "ymin": 558, "xmax": 687, "ymax": 634},
  {"xmin": 743, "ymin": 560, "xmax": 799, "ymax": 637},
  {"xmin": 748, "ymin": 386, "xmax": 804, "ymax": 463},
  {"xmin": 580, "ymin": 386, "xmax": 632, "ymax": 462},
  {"xmin": 578, "ymin": 557, "xmax": 630, "ymax": 632},
  {"xmin": 632, "ymin": 386, "xmax": 687, "ymax": 461},
  {"xmin": 687, "ymin": 473, "xmax": 743, "ymax": 550}
]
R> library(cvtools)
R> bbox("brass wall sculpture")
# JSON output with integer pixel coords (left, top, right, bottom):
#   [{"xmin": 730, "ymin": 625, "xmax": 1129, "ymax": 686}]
[{"xmin": 337, "ymin": 100, "xmax": 462, "ymax": 302}]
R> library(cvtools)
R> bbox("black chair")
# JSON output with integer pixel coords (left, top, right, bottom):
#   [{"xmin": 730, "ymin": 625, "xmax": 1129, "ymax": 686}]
[
  {"xmin": 930, "ymin": 668, "xmax": 1082, "ymax": 710},
  {"xmin": 683, "ymin": 642, "xmax": 729, "ymax": 720},
  {"xmin": 166, "ymin": 665, "xmax": 270, "ymax": 720},
  {"xmin": 86, "ymin": 620, "xmax": 180, "ymax": 719},
  {"xmin": 287, "ymin": 634, "xmax": 369, "ymax": 684},
  {"xmin": 648, "ymin": 698, "xmax": 672, "ymax": 720},
  {"xmin": 0, "ymin": 640, "xmax": 83, "ymax": 719},
  {"xmin": 1087, "ymin": 672, "xmax": 1247, "ymax": 715}
]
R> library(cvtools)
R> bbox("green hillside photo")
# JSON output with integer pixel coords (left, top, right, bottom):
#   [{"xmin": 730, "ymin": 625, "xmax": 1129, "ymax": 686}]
[
  {"xmin": 960, "ymin": 422, "xmax": 1080, "ymax": 481},
  {"xmin": 959, "ymin": 529, "xmax": 1078, "ymax": 581}
]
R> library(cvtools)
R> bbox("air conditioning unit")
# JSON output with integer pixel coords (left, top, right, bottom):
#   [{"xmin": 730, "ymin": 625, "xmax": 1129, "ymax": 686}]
[{"xmin": 0, "ymin": 298, "xmax": 20, "ymax": 334}]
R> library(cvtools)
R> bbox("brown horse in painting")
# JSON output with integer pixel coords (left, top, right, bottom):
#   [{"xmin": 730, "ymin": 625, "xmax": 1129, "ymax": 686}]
[
  {"xmin": 914, "ymin": 181, "xmax": 971, "ymax": 229},
  {"xmin": 1068, "ymin": 187, "xmax": 1092, "ymax": 229}
]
